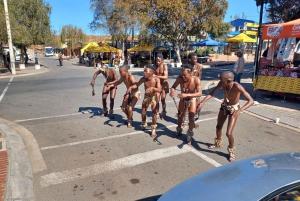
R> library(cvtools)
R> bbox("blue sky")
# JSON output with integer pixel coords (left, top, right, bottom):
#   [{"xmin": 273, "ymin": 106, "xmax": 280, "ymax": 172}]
[{"xmin": 48, "ymin": 0, "xmax": 263, "ymax": 35}]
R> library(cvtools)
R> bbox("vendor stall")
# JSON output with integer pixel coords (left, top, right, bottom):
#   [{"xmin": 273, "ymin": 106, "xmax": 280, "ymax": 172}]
[
  {"xmin": 128, "ymin": 43, "xmax": 154, "ymax": 65},
  {"xmin": 253, "ymin": 18, "xmax": 300, "ymax": 96}
]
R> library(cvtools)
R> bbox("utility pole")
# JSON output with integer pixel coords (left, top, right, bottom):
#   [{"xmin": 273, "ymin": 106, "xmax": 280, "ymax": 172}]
[
  {"xmin": 3, "ymin": 0, "xmax": 16, "ymax": 75},
  {"xmin": 253, "ymin": 0, "xmax": 266, "ymax": 80}
]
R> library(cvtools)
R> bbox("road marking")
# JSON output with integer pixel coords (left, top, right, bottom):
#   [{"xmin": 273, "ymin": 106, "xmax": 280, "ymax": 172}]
[
  {"xmin": 0, "ymin": 77, "xmax": 13, "ymax": 102},
  {"xmin": 40, "ymin": 145, "xmax": 220, "ymax": 187},
  {"xmin": 14, "ymin": 100, "xmax": 177, "ymax": 123},
  {"xmin": 183, "ymin": 146, "xmax": 221, "ymax": 167},
  {"xmin": 40, "ymin": 117, "xmax": 217, "ymax": 151}
]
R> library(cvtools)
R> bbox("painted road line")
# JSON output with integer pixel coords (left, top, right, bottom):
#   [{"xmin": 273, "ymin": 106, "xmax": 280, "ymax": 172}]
[
  {"xmin": 41, "ymin": 117, "xmax": 217, "ymax": 151},
  {"xmin": 14, "ymin": 100, "xmax": 178, "ymax": 123},
  {"xmin": 0, "ymin": 77, "xmax": 13, "ymax": 102},
  {"xmin": 40, "ymin": 146, "xmax": 187, "ymax": 187},
  {"xmin": 183, "ymin": 146, "xmax": 221, "ymax": 167}
]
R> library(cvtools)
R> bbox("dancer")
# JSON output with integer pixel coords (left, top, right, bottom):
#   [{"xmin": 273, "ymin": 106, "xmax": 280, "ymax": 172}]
[
  {"xmin": 170, "ymin": 64, "xmax": 202, "ymax": 145},
  {"xmin": 90, "ymin": 64, "xmax": 118, "ymax": 118},
  {"xmin": 106, "ymin": 65, "xmax": 140, "ymax": 128},
  {"xmin": 199, "ymin": 71, "xmax": 254, "ymax": 162},
  {"xmin": 154, "ymin": 53, "xmax": 169, "ymax": 120},
  {"xmin": 128, "ymin": 64, "xmax": 161, "ymax": 137}
]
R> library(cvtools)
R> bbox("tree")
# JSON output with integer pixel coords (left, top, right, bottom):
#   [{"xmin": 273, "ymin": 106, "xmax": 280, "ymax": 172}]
[
  {"xmin": 60, "ymin": 25, "xmax": 86, "ymax": 57},
  {"xmin": 265, "ymin": 0, "xmax": 300, "ymax": 23},
  {"xmin": 1, "ymin": 0, "xmax": 52, "ymax": 64},
  {"xmin": 209, "ymin": 22, "xmax": 231, "ymax": 38},
  {"xmin": 144, "ymin": 0, "xmax": 228, "ymax": 63},
  {"xmin": 90, "ymin": 0, "xmax": 146, "ymax": 56}
]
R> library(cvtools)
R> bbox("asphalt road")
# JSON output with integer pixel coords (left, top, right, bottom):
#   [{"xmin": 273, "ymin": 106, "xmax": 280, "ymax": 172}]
[{"xmin": 0, "ymin": 57, "xmax": 299, "ymax": 201}]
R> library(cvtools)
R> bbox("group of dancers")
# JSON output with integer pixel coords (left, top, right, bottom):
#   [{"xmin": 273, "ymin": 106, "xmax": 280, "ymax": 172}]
[{"xmin": 90, "ymin": 53, "xmax": 254, "ymax": 162}]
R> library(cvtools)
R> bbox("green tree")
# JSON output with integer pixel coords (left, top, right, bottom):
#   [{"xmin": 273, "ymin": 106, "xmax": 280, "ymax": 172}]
[
  {"xmin": 90, "ymin": 0, "xmax": 147, "ymax": 54},
  {"xmin": 144, "ymin": 0, "xmax": 228, "ymax": 63},
  {"xmin": 60, "ymin": 25, "xmax": 86, "ymax": 57},
  {"xmin": 1, "ymin": 0, "xmax": 52, "ymax": 64},
  {"xmin": 265, "ymin": 0, "xmax": 300, "ymax": 23},
  {"xmin": 209, "ymin": 22, "xmax": 231, "ymax": 38}
]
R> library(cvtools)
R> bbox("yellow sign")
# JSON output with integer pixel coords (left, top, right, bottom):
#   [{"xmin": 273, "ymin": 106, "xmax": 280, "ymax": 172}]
[
  {"xmin": 244, "ymin": 30, "xmax": 258, "ymax": 36},
  {"xmin": 245, "ymin": 23, "xmax": 259, "ymax": 27}
]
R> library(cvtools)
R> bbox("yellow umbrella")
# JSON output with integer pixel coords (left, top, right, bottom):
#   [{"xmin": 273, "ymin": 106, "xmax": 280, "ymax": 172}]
[{"xmin": 226, "ymin": 33, "xmax": 257, "ymax": 43}]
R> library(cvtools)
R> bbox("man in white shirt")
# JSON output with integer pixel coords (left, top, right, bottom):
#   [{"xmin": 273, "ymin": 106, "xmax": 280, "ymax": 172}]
[{"xmin": 233, "ymin": 50, "xmax": 245, "ymax": 83}]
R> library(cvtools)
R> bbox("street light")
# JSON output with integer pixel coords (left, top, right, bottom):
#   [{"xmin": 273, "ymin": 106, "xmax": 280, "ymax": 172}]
[{"xmin": 3, "ymin": 0, "xmax": 16, "ymax": 75}]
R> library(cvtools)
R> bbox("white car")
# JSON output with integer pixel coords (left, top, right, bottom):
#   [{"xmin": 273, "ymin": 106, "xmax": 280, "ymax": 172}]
[{"xmin": 15, "ymin": 54, "xmax": 33, "ymax": 61}]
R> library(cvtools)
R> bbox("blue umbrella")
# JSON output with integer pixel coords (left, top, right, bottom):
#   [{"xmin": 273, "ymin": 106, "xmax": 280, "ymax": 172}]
[{"xmin": 190, "ymin": 36, "xmax": 221, "ymax": 47}]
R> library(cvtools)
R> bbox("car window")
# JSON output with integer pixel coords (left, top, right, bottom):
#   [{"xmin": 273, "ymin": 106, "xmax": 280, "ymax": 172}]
[{"xmin": 269, "ymin": 185, "xmax": 300, "ymax": 201}]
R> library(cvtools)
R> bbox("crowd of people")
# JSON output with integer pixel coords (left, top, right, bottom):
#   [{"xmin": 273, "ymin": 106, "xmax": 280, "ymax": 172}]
[{"xmin": 90, "ymin": 52, "xmax": 254, "ymax": 162}]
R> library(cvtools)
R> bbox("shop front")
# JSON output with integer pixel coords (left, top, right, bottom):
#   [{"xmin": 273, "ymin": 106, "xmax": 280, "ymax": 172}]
[{"xmin": 253, "ymin": 18, "xmax": 300, "ymax": 96}]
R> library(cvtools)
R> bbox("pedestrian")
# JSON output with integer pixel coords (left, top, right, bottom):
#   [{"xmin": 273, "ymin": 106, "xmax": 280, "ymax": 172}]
[
  {"xmin": 90, "ymin": 64, "xmax": 118, "ymax": 118},
  {"xmin": 170, "ymin": 64, "xmax": 202, "ymax": 145},
  {"xmin": 106, "ymin": 65, "xmax": 140, "ymax": 128},
  {"xmin": 199, "ymin": 71, "xmax": 254, "ymax": 162},
  {"xmin": 233, "ymin": 50, "xmax": 245, "ymax": 83},
  {"xmin": 131, "ymin": 64, "xmax": 161, "ymax": 137},
  {"xmin": 58, "ymin": 53, "xmax": 63, "ymax": 66},
  {"xmin": 154, "ymin": 53, "xmax": 169, "ymax": 120}
]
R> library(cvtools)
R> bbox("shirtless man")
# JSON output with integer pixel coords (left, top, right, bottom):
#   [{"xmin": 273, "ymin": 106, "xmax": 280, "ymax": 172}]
[
  {"xmin": 129, "ymin": 64, "xmax": 162, "ymax": 137},
  {"xmin": 170, "ymin": 64, "xmax": 202, "ymax": 145},
  {"xmin": 106, "ymin": 65, "xmax": 140, "ymax": 128},
  {"xmin": 154, "ymin": 54, "xmax": 169, "ymax": 120},
  {"xmin": 199, "ymin": 71, "xmax": 254, "ymax": 162},
  {"xmin": 90, "ymin": 64, "xmax": 118, "ymax": 118},
  {"xmin": 182, "ymin": 53, "xmax": 204, "ymax": 129}
]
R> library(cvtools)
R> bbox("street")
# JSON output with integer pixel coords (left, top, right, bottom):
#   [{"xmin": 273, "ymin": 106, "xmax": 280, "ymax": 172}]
[{"xmin": 0, "ymin": 57, "xmax": 299, "ymax": 201}]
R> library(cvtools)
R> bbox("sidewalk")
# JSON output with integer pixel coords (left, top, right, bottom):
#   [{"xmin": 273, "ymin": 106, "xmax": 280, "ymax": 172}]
[{"xmin": 0, "ymin": 62, "xmax": 48, "ymax": 79}]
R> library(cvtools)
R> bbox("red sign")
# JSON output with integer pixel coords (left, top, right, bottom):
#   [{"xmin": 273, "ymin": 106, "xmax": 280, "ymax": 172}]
[{"xmin": 259, "ymin": 58, "xmax": 271, "ymax": 70}]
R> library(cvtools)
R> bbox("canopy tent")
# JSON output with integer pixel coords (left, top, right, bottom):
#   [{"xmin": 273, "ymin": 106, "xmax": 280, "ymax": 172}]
[
  {"xmin": 81, "ymin": 42, "xmax": 99, "ymax": 53},
  {"xmin": 226, "ymin": 33, "xmax": 257, "ymax": 43},
  {"xmin": 86, "ymin": 43, "xmax": 121, "ymax": 53},
  {"xmin": 127, "ymin": 44, "xmax": 154, "ymax": 52},
  {"xmin": 128, "ymin": 43, "xmax": 154, "ymax": 64},
  {"xmin": 262, "ymin": 18, "xmax": 300, "ymax": 40},
  {"xmin": 190, "ymin": 36, "xmax": 221, "ymax": 46},
  {"xmin": 153, "ymin": 45, "xmax": 174, "ymax": 60}
]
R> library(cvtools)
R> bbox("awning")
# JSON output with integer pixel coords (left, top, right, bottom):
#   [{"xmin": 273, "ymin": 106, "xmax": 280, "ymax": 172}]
[
  {"xmin": 81, "ymin": 42, "xmax": 98, "ymax": 53},
  {"xmin": 127, "ymin": 43, "xmax": 154, "ymax": 52},
  {"xmin": 262, "ymin": 18, "xmax": 300, "ymax": 39},
  {"xmin": 84, "ymin": 43, "xmax": 122, "ymax": 53},
  {"xmin": 226, "ymin": 33, "xmax": 256, "ymax": 43}
]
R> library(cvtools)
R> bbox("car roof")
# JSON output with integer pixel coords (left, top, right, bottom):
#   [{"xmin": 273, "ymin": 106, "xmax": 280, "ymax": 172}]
[{"xmin": 158, "ymin": 152, "xmax": 300, "ymax": 201}]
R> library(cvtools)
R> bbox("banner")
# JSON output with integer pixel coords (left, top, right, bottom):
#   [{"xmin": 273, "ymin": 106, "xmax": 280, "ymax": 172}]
[{"xmin": 245, "ymin": 23, "xmax": 259, "ymax": 35}]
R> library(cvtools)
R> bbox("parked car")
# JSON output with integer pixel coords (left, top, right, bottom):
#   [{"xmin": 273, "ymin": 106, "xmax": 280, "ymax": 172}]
[
  {"xmin": 15, "ymin": 54, "xmax": 33, "ymax": 61},
  {"xmin": 158, "ymin": 152, "xmax": 300, "ymax": 201},
  {"xmin": 15, "ymin": 54, "xmax": 21, "ymax": 61}
]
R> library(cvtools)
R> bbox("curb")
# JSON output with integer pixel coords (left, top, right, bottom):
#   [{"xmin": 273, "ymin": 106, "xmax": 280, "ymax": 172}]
[
  {"xmin": 0, "ymin": 122, "xmax": 34, "ymax": 201},
  {"xmin": 0, "ymin": 118, "xmax": 47, "ymax": 201},
  {"xmin": 204, "ymin": 80, "xmax": 300, "ymax": 133}
]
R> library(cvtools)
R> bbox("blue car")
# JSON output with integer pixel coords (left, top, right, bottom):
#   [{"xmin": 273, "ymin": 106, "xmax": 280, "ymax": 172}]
[{"xmin": 158, "ymin": 153, "xmax": 300, "ymax": 201}]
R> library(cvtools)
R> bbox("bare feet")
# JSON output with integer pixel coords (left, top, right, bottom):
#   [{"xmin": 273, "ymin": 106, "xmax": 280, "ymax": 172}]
[{"xmin": 151, "ymin": 133, "xmax": 157, "ymax": 138}]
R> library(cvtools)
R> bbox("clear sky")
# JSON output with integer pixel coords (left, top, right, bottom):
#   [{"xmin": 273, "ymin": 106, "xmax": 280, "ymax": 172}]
[{"xmin": 48, "ymin": 0, "xmax": 264, "ymax": 36}]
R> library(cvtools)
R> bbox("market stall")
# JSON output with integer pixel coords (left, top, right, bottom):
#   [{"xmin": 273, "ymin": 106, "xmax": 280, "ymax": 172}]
[
  {"xmin": 253, "ymin": 18, "xmax": 300, "ymax": 95},
  {"xmin": 128, "ymin": 43, "xmax": 154, "ymax": 66}
]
